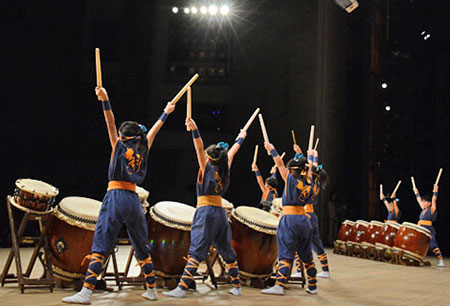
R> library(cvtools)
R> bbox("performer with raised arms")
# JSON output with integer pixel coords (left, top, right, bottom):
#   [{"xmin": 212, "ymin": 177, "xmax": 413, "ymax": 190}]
[
  {"xmin": 412, "ymin": 171, "xmax": 445, "ymax": 267},
  {"xmin": 62, "ymin": 87, "xmax": 176, "ymax": 304},
  {"xmin": 163, "ymin": 118, "xmax": 247, "ymax": 298},
  {"xmin": 261, "ymin": 132, "xmax": 318, "ymax": 295},
  {"xmin": 379, "ymin": 182, "xmax": 401, "ymax": 223}
]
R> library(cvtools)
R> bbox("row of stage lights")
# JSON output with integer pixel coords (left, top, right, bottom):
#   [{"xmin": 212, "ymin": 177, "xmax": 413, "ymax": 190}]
[{"xmin": 171, "ymin": 5, "xmax": 230, "ymax": 15}]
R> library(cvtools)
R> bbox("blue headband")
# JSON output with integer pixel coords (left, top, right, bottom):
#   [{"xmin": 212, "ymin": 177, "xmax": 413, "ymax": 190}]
[
  {"xmin": 318, "ymin": 164, "xmax": 323, "ymax": 170},
  {"xmin": 217, "ymin": 142, "xmax": 229, "ymax": 149},
  {"xmin": 295, "ymin": 153, "xmax": 304, "ymax": 161},
  {"xmin": 140, "ymin": 124, "xmax": 148, "ymax": 133}
]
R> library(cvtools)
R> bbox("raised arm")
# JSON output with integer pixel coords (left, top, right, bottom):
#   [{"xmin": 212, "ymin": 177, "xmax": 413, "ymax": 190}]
[
  {"xmin": 252, "ymin": 163, "xmax": 267, "ymax": 193},
  {"xmin": 379, "ymin": 190, "xmax": 392, "ymax": 212},
  {"xmin": 228, "ymin": 129, "xmax": 247, "ymax": 168},
  {"xmin": 431, "ymin": 184, "xmax": 438, "ymax": 214},
  {"xmin": 413, "ymin": 187, "xmax": 426, "ymax": 209},
  {"xmin": 293, "ymin": 144, "xmax": 303, "ymax": 156},
  {"xmin": 146, "ymin": 102, "xmax": 176, "ymax": 150},
  {"xmin": 96, "ymin": 87, "xmax": 118, "ymax": 149},
  {"xmin": 186, "ymin": 118, "xmax": 207, "ymax": 172},
  {"xmin": 264, "ymin": 142, "xmax": 288, "ymax": 182}
]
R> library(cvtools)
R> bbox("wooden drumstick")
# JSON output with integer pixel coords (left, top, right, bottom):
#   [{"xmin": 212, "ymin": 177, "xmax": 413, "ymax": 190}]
[
  {"xmin": 435, "ymin": 168, "xmax": 443, "ymax": 185},
  {"xmin": 291, "ymin": 130, "xmax": 297, "ymax": 145},
  {"xmin": 273, "ymin": 152, "xmax": 286, "ymax": 167},
  {"xmin": 411, "ymin": 176, "xmax": 416, "ymax": 190},
  {"xmin": 253, "ymin": 145, "xmax": 258, "ymax": 165},
  {"xmin": 235, "ymin": 108, "xmax": 260, "ymax": 141},
  {"xmin": 170, "ymin": 74, "xmax": 199, "ymax": 105},
  {"xmin": 308, "ymin": 125, "xmax": 315, "ymax": 167},
  {"xmin": 258, "ymin": 114, "xmax": 271, "ymax": 155},
  {"xmin": 380, "ymin": 184, "xmax": 383, "ymax": 196},
  {"xmin": 95, "ymin": 48, "xmax": 102, "ymax": 100},
  {"xmin": 391, "ymin": 180, "xmax": 401, "ymax": 196},
  {"xmin": 314, "ymin": 138, "xmax": 320, "ymax": 150},
  {"xmin": 186, "ymin": 87, "xmax": 192, "ymax": 131}
]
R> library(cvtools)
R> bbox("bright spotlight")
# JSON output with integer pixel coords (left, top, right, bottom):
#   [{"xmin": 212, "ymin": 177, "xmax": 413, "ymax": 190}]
[
  {"xmin": 421, "ymin": 31, "xmax": 426, "ymax": 35},
  {"xmin": 184, "ymin": 7, "xmax": 190, "ymax": 14},
  {"xmin": 424, "ymin": 34, "xmax": 431, "ymax": 40},
  {"xmin": 220, "ymin": 5, "xmax": 230, "ymax": 15},
  {"xmin": 191, "ymin": 7, "xmax": 198, "ymax": 14},
  {"xmin": 172, "ymin": 7, "xmax": 178, "ymax": 14},
  {"xmin": 209, "ymin": 5, "xmax": 218, "ymax": 15},
  {"xmin": 385, "ymin": 105, "xmax": 391, "ymax": 111},
  {"xmin": 200, "ymin": 6, "xmax": 207, "ymax": 14},
  {"xmin": 381, "ymin": 83, "xmax": 387, "ymax": 89}
]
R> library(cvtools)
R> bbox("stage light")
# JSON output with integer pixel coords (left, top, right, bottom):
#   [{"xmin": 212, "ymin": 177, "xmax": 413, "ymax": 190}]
[
  {"xmin": 334, "ymin": 0, "xmax": 359, "ymax": 13},
  {"xmin": 200, "ymin": 6, "xmax": 208, "ymax": 14},
  {"xmin": 381, "ymin": 83, "xmax": 387, "ymax": 89},
  {"xmin": 172, "ymin": 7, "xmax": 178, "ymax": 14},
  {"xmin": 184, "ymin": 7, "xmax": 190, "ymax": 14},
  {"xmin": 191, "ymin": 7, "xmax": 198, "ymax": 14},
  {"xmin": 209, "ymin": 5, "xmax": 218, "ymax": 15},
  {"xmin": 424, "ymin": 34, "xmax": 431, "ymax": 40},
  {"xmin": 421, "ymin": 31, "xmax": 426, "ymax": 35},
  {"xmin": 220, "ymin": 5, "xmax": 230, "ymax": 15},
  {"xmin": 385, "ymin": 105, "xmax": 391, "ymax": 111}
]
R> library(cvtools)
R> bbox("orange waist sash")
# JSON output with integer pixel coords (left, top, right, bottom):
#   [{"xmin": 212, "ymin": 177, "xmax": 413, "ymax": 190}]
[
  {"xmin": 282, "ymin": 206, "xmax": 306, "ymax": 216},
  {"xmin": 108, "ymin": 181, "xmax": 136, "ymax": 192},
  {"xmin": 197, "ymin": 195, "xmax": 222, "ymax": 208}
]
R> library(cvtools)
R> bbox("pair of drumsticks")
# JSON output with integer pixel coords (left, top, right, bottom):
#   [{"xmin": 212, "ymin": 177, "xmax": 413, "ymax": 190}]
[
  {"xmin": 95, "ymin": 48, "xmax": 199, "ymax": 131},
  {"xmin": 380, "ymin": 168, "xmax": 443, "ymax": 199}
]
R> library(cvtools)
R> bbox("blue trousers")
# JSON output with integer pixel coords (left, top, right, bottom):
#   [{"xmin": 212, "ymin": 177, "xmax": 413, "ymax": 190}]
[
  {"xmin": 421, "ymin": 224, "xmax": 439, "ymax": 250},
  {"xmin": 307, "ymin": 212, "xmax": 326, "ymax": 255},
  {"xmin": 92, "ymin": 189, "xmax": 150, "ymax": 260}
]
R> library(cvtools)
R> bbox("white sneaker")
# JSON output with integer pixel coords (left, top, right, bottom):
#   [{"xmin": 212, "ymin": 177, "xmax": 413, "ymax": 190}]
[
  {"xmin": 62, "ymin": 287, "xmax": 93, "ymax": 304},
  {"xmin": 142, "ymin": 287, "xmax": 158, "ymax": 301},
  {"xmin": 438, "ymin": 259, "xmax": 445, "ymax": 267},
  {"xmin": 228, "ymin": 287, "xmax": 242, "ymax": 296},
  {"xmin": 261, "ymin": 284, "xmax": 284, "ymax": 295},
  {"xmin": 291, "ymin": 271, "xmax": 303, "ymax": 278},
  {"xmin": 162, "ymin": 286, "xmax": 186, "ymax": 298},
  {"xmin": 317, "ymin": 271, "xmax": 330, "ymax": 278},
  {"xmin": 306, "ymin": 287, "xmax": 318, "ymax": 295}
]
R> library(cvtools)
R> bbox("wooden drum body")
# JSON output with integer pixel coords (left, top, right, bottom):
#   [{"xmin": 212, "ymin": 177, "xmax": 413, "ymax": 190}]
[
  {"xmin": 376, "ymin": 221, "xmax": 400, "ymax": 248},
  {"xmin": 47, "ymin": 197, "xmax": 101, "ymax": 281},
  {"xmin": 148, "ymin": 201, "xmax": 195, "ymax": 277},
  {"xmin": 230, "ymin": 206, "xmax": 279, "ymax": 278},
  {"xmin": 362, "ymin": 221, "xmax": 385, "ymax": 246},
  {"xmin": 348, "ymin": 220, "xmax": 369, "ymax": 244},
  {"xmin": 14, "ymin": 178, "xmax": 59, "ymax": 212},
  {"xmin": 337, "ymin": 220, "xmax": 355, "ymax": 242},
  {"xmin": 393, "ymin": 222, "xmax": 431, "ymax": 261}
]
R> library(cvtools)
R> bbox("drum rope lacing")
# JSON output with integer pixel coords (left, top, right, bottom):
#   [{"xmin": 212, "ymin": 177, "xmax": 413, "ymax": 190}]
[
  {"xmin": 14, "ymin": 188, "xmax": 57, "ymax": 206},
  {"xmin": 57, "ymin": 205, "xmax": 97, "ymax": 225},
  {"xmin": 233, "ymin": 210, "xmax": 277, "ymax": 234},
  {"xmin": 150, "ymin": 207, "xmax": 192, "ymax": 229}
]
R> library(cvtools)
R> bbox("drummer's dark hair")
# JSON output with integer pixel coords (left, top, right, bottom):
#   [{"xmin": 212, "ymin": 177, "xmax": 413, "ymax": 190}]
[
  {"xmin": 265, "ymin": 176, "xmax": 278, "ymax": 189},
  {"xmin": 286, "ymin": 156, "xmax": 307, "ymax": 179},
  {"xmin": 421, "ymin": 194, "xmax": 432, "ymax": 203},
  {"xmin": 318, "ymin": 168, "xmax": 329, "ymax": 189},
  {"xmin": 206, "ymin": 144, "xmax": 229, "ymax": 187},
  {"xmin": 119, "ymin": 121, "xmax": 148, "ymax": 159}
]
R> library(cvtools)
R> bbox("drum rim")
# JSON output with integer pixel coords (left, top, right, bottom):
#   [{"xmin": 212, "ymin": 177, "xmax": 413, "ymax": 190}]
[
  {"xmin": 57, "ymin": 197, "xmax": 102, "ymax": 222},
  {"xmin": 355, "ymin": 220, "xmax": 369, "ymax": 227},
  {"xmin": 391, "ymin": 246, "xmax": 424, "ymax": 261},
  {"xmin": 149, "ymin": 206, "xmax": 193, "ymax": 230},
  {"xmin": 401, "ymin": 222, "xmax": 432, "ymax": 238},
  {"xmin": 343, "ymin": 220, "xmax": 355, "ymax": 225},
  {"xmin": 370, "ymin": 220, "xmax": 385, "ymax": 227},
  {"xmin": 136, "ymin": 186, "xmax": 150, "ymax": 202},
  {"xmin": 233, "ymin": 206, "xmax": 279, "ymax": 229},
  {"xmin": 15, "ymin": 178, "xmax": 59, "ymax": 196},
  {"xmin": 152, "ymin": 201, "xmax": 195, "ymax": 224},
  {"xmin": 385, "ymin": 221, "xmax": 401, "ymax": 229}
]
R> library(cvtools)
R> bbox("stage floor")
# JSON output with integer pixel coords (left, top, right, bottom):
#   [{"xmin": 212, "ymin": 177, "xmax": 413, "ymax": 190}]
[{"xmin": 0, "ymin": 247, "xmax": 448, "ymax": 305}]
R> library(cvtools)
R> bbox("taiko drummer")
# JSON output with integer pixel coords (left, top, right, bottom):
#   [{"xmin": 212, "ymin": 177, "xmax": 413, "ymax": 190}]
[
  {"xmin": 251, "ymin": 163, "xmax": 278, "ymax": 212},
  {"xmin": 63, "ymin": 87, "xmax": 176, "ymax": 304},
  {"xmin": 261, "ymin": 141, "xmax": 318, "ymax": 296},
  {"xmin": 413, "ymin": 176, "xmax": 445, "ymax": 267},
  {"xmin": 163, "ymin": 118, "xmax": 246, "ymax": 298},
  {"xmin": 380, "ymin": 186, "xmax": 401, "ymax": 223},
  {"xmin": 293, "ymin": 146, "xmax": 330, "ymax": 279}
]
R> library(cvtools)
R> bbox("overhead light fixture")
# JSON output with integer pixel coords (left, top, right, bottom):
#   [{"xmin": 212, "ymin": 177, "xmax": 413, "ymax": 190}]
[
  {"xmin": 172, "ymin": 7, "xmax": 178, "ymax": 14},
  {"xmin": 381, "ymin": 83, "xmax": 387, "ymax": 89},
  {"xmin": 209, "ymin": 5, "xmax": 218, "ymax": 15},
  {"xmin": 200, "ymin": 6, "xmax": 208, "ymax": 14},
  {"xmin": 191, "ymin": 7, "xmax": 198, "ymax": 14},
  {"xmin": 184, "ymin": 7, "xmax": 190, "ymax": 14},
  {"xmin": 385, "ymin": 105, "xmax": 391, "ymax": 112},
  {"xmin": 220, "ymin": 5, "xmax": 230, "ymax": 15}
]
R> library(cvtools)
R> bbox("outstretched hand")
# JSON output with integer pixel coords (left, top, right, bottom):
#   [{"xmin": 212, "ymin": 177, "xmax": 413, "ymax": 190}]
[
  {"xmin": 380, "ymin": 191, "xmax": 385, "ymax": 200},
  {"xmin": 264, "ymin": 141, "xmax": 274, "ymax": 152},
  {"xmin": 95, "ymin": 87, "xmax": 109, "ymax": 101},
  {"xmin": 185, "ymin": 118, "xmax": 197, "ymax": 131},
  {"xmin": 164, "ymin": 102, "xmax": 176, "ymax": 114},
  {"xmin": 252, "ymin": 163, "xmax": 258, "ymax": 172},
  {"xmin": 238, "ymin": 129, "xmax": 247, "ymax": 139},
  {"xmin": 433, "ymin": 184, "xmax": 439, "ymax": 193},
  {"xmin": 270, "ymin": 166, "xmax": 277, "ymax": 174},
  {"xmin": 413, "ymin": 187, "xmax": 419, "ymax": 195}
]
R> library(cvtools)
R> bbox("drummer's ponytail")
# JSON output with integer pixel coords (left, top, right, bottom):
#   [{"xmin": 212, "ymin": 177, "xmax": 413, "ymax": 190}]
[
  {"xmin": 119, "ymin": 121, "xmax": 149, "ymax": 159},
  {"xmin": 206, "ymin": 144, "xmax": 229, "ymax": 188}
]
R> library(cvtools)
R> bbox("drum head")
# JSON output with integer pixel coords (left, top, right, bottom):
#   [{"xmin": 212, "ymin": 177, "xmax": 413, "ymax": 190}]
[
  {"xmin": 222, "ymin": 198, "xmax": 234, "ymax": 209},
  {"xmin": 356, "ymin": 220, "xmax": 369, "ymax": 227},
  {"xmin": 232, "ymin": 206, "xmax": 279, "ymax": 235},
  {"xmin": 55, "ymin": 197, "xmax": 102, "ymax": 231},
  {"xmin": 386, "ymin": 221, "xmax": 400, "ymax": 229},
  {"xmin": 370, "ymin": 220, "xmax": 384, "ymax": 227},
  {"xmin": 15, "ymin": 178, "xmax": 59, "ymax": 196},
  {"xmin": 343, "ymin": 220, "xmax": 355, "ymax": 225},
  {"xmin": 136, "ymin": 186, "xmax": 150, "ymax": 202},
  {"xmin": 402, "ymin": 222, "xmax": 432, "ymax": 238},
  {"xmin": 151, "ymin": 201, "xmax": 195, "ymax": 230}
]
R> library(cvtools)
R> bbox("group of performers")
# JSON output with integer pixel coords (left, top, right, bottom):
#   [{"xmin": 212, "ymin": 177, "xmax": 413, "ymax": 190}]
[
  {"xmin": 380, "ymin": 178, "xmax": 444, "ymax": 267},
  {"xmin": 62, "ymin": 80, "xmax": 333, "ymax": 304}
]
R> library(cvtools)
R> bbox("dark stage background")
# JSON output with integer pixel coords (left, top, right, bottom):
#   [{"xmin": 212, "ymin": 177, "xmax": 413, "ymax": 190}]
[{"xmin": 1, "ymin": 1, "xmax": 450, "ymax": 254}]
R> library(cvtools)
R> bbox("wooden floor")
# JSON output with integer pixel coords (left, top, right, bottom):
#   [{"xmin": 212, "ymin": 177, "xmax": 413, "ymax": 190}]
[{"xmin": 0, "ymin": 247, "xmax": 449, "ymax": 305}]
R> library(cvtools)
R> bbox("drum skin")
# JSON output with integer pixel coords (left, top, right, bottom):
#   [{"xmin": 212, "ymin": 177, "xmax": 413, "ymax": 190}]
[
  {"xmin": 147, "ymin": 216, "xmax": 191, "ymax": 276},
  {"xmin": 47, "ymin": 217, "xmax": 94, "ymax": 278},
  {"xmin": 377, "ymin": 223, "xmax": 399, "ymax": 247},
  {"xmin": 394, "ymin": 225, "xmax": 430, "ymax": 260},
  {"xmin": 337, "ymin": 221, "xmax": 354, "ymax": 242},
  {"xmin": 230, "ymin": 215, "xmax": 278, "ymax": 276},
  {"xmin": 365, "ymin": 222, "xmax": 384, "ymax": 245},
  {"xmin": 349, "ymin": 222, "xmax": 368, "ymax": 243}
]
